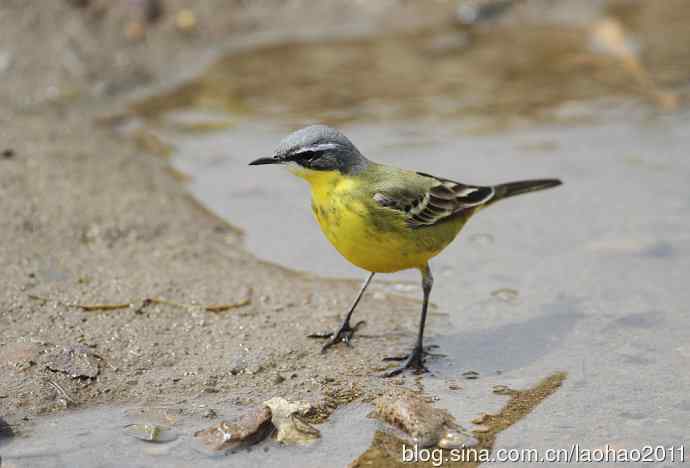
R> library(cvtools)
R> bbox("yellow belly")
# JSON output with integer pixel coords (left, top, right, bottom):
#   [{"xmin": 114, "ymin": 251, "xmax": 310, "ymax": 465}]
[
  {"xmin": 304, "ymin": 172, "xmax": 450, "ymax": 273},
  {"xmin": 315, "ymin": 200, "xmax": 440, "ymax": 272}
]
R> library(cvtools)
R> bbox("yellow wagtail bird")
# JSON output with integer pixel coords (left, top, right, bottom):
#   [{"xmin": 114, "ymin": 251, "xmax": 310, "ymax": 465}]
[{"xmin": 250, "ymin": 125, "xmax": 561, "ymax": 376}]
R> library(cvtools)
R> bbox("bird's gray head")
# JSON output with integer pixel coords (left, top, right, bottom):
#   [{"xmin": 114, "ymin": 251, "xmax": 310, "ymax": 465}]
[{"xmin": 249, "ymin": 125, "xmax": 368, "ymax": 176}]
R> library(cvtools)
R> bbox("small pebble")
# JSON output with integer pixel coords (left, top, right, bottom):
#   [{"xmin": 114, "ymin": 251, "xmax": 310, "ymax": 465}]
[
  {"xmin": 124, "ymin": 423, "xmax": 177, "ymax": 443},
  {"xmin": 175, "ymin": 9, "xmax": 197, "ymax": 32},
  {"xmin": 448, "ymin": 383, "xmax": 462, "ymax": 391},
  {"xmin": 492, "ymin": 384, "xmax": 512, "ymax": 395},
  {"xmin": 2, "ymin": 149, "xmax": 14, "ymax": 158},
  {"xmin": 125, "ymin": 21, "xmax": 146, "ymax": 41}
]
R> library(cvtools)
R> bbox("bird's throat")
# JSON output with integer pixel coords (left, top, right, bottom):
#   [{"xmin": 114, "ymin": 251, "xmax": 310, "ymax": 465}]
[{"xmin": 288, "ymin": 165, "xmax": 343, "ymax": 188}]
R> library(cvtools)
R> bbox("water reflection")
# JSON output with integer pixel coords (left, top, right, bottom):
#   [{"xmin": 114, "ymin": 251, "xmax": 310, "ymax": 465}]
[{"xmin": 131, "ymin": 2, "xmax": 689, "ymax": 128}]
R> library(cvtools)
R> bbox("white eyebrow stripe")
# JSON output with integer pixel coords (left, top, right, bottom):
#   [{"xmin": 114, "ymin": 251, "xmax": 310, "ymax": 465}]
[{"xmin": 293, "ymin": 143, "xmax": 339, "ymax": 154}]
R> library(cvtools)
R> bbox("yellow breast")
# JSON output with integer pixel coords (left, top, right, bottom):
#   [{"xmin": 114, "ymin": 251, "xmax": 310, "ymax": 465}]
[{"xmin": 299, "ymin": 169, "xmax": 448, "ymax": 273}]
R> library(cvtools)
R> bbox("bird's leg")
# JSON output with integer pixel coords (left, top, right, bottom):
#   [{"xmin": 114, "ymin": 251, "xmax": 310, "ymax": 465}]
[
  {"xmin": 309, "ymin": 272, "xmax": 375, "ymax": 353},
  {"xmin": 384, "ymin": 265, "xmax": 435, "ymax": 377}
]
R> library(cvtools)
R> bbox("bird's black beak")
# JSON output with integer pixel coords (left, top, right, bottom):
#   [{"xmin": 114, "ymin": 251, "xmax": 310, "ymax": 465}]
[{"xmin": 249, "ymin": 156, "xmax": 282, "ymax": 166}]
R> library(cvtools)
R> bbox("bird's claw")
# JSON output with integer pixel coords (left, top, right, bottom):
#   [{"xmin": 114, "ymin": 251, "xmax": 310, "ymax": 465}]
[
  {"xmin": 307, "ymin": 320, "xmax": 366, "ymax": 353},
  {"xmin": 382, "ymin": 345, "xmax": 443, "ymax": 377},
  {"xmin": 382, "ymin": 344, "xmax": 442, "ymax": 361}
]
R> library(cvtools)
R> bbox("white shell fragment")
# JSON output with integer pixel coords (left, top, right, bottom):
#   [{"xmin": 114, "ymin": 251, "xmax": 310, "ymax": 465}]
[{"xmin": 263, "ymin": 397, "xmax": 320, "ymax": 445}]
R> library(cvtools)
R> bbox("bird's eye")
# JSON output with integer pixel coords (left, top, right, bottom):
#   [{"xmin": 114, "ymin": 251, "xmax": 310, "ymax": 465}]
[{"xmin": 290, "ymin": 150, "xmax": 323, "ymax": 163}]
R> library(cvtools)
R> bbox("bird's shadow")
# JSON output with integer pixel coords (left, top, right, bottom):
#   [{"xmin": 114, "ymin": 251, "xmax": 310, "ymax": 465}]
[{"xmin": 429, "ymin": 298, "xmax": 584, "ymax": 375}]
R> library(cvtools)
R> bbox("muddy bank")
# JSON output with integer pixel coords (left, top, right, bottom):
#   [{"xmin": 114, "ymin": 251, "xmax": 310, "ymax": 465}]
[{"xmin": 0, "ymin": 83, "xmax": 422, "ymax": 431}]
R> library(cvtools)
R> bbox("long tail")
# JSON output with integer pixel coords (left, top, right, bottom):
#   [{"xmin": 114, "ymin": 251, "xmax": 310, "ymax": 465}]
[{"xmin": 489, "ymin": 178, "xmax": 562, "ymax": 205}]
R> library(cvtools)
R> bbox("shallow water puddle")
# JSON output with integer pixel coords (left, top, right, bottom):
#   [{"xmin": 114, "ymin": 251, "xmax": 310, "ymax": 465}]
[
  {"xmin": 2, "ymin": 375, "xmax": 571, "ymax": 468},
  {"xmin": 0, "ymin": 403, "xmax": 377, "ymax": 468}
]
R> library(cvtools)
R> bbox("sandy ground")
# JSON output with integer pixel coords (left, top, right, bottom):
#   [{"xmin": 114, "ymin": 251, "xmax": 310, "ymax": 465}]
[{"xmin": 0, "ymin": 0, "xmax": 460, "ymax": 432}]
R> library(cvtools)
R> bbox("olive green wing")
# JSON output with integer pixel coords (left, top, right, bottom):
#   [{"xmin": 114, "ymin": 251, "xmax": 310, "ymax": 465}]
[{"xmin": 373, "ymin": 171, "xmax": 495, "ymax": 228}]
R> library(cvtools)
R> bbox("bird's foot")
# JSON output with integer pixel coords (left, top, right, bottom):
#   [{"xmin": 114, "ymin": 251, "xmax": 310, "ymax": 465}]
[
  {"xmin": 382, "ymin": 345, "xmax": 443, "ymax": 377},
  {"xmin": 382, "ymin": 344, "xmax": 442, "ymax": 361},
  {"xmin": 307, "ymin": 320, "xmax": 366, "ymax": 353}
]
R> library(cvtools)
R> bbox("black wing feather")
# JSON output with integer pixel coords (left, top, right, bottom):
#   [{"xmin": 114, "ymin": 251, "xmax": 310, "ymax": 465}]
[{"xmin": 375, "ymin": 171, "xmax": 495, "ymax": 228}]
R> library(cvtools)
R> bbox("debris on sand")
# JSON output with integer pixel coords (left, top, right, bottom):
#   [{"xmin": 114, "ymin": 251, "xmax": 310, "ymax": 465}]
[
  {"xmin": 45, "ymin": 344, "xmax": 100, "ymax": 379},
  {"xmin": 46, "ymin": 380, "xmax": 78, "ymax": 407},
  {"xmin": 372, "ymin": 392, "xmax": 477, "ymax": 448},
  {"xmin": 27, "ymin": 291, "xmax": 252, "ymax": 315},
  {"xmin": 204, "ymin": 289, "xmax": 253, "ymax": 312},
  {"xmin": 195, "ymin": 406, "xmax": 273, "ymax": 451},
  {"xmin": 139, "ymin": 289, "xmax": 253, "ymax": 314},
  {"xmin": 3, "ymin": 342, "xmax": 41, "ymax": 371},
  {"xmin": 263, "ymin": 397, "xmax": 320, "ymax": 445},
  {"xmin": 76, "ymin": 303, "xmax": 131, "ymax": 312},
  {"xmin": 27, "ymin": 294, "xmax": 130, "ymax": 312}
]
